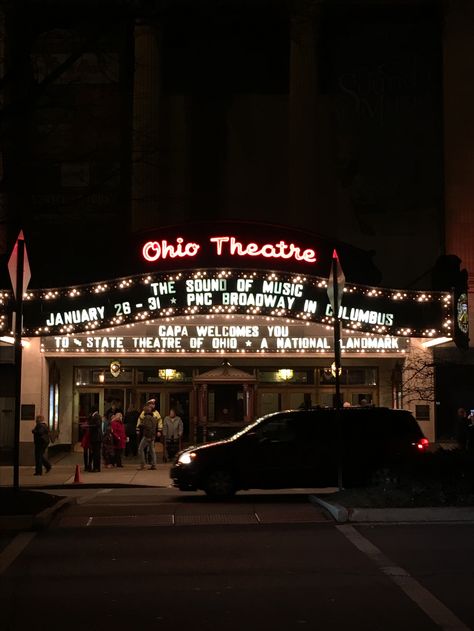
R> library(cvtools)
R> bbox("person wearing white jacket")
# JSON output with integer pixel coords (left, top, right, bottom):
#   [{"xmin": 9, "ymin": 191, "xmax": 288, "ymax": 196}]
[{"xmin": 163, "ymin": 409, "xmax": 183, "ymax": 460}]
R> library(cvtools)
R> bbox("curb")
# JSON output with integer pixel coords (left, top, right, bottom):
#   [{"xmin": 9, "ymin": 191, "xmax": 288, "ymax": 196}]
[
  {"xmin": 32, "ymin": 497, "xmax": 77, "ymax": 531},
  {"xmin": 0, "ymin": 497, "xmax": 75, "ymax": 532},
  {"xmin": 349, "ymin": 506, "xmax": 474, "ymax": 523},
  {"xmin": 16, "ymin": 483, "xmax": 169, "ymax": 490},
  {"xmin": 309, "ymin": 495, "xmax": 349, "ymax": 523},
  {"xmin": 0, "ymin": 515, "xmax": 34, "ymax": 530},
  {"xmin": 309, "ymin": 497, "xmax": 474, "ymax": 524}
]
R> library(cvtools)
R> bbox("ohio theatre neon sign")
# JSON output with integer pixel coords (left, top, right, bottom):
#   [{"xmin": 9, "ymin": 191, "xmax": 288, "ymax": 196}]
[{"xmin": 142, "ymin": 236, "xmax": 318, "ymax": 264}]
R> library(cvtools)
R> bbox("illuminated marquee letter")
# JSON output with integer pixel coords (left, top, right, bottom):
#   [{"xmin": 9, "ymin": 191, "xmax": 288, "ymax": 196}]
[
  {"xmin": 142, "ymin": 238, "xmax": 200, "ymax": 262},
  {"xmin": 209, "ymin": 236, "xmax": 229, "ymax": 255},
  {"xmin": 209, "ymin": 235, "xmax": 316, "ymax": 264},
  {"xmin": 142, "ymin": 241, "xmax": 160, "ymax": 262}
]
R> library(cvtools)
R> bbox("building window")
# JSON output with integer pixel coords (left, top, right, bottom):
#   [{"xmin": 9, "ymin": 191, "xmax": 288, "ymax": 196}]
[
  {"xmin": 74, "ymin": 366, "xmax": 192, "ymax": 386},
  {"xmin": 258, "ymin": 370, "xmax": 313, "ymax": 384},
  {"xmin": 318, "ymin": 367, "xmax": 377, "ymax": 386},
  {"xmin": 136, "ymin": 368, "xmax": 191, "ymax": 384},
  {"xmin": 74, "ymin": 366, "xmax": 133, "ymax": 386},
  {"xmin": 415, "ymin": 405, "xmax": 430, "ymax": 421}
]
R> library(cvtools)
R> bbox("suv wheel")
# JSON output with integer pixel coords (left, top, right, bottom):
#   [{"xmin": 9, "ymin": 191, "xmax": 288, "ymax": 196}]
[{"xmin": 204, "ymin": 470, "xmax": 236, "ymax": 499}]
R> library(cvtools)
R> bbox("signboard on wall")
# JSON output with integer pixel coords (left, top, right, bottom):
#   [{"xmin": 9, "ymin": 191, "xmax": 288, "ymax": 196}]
[
  {"xmin": 133, "ymin": 220, "xmax": 382, "ymax": 284},
  {"xmin": 41, "ymin": 325, "xmax": 411, "ymax": 354}
]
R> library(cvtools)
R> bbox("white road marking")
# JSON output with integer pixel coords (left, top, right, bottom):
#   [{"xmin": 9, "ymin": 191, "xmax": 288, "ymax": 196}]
[
  {"xmin": 0, "ymin": 532, "xmax": 36, "ymax": 575},
  {"xmin": 337, "ymin": 525, "xmax": 470, "ymax": 631}
]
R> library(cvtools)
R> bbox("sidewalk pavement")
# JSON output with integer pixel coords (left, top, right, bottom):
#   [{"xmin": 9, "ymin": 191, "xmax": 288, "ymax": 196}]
[{"xmin": 0, "ymin": 451, "xmax": 172, "ymax": 488}]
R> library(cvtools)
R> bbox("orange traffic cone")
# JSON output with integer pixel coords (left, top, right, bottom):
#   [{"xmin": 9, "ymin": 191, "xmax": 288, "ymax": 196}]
[{"xmin": 73, "ymin": 464, "xmax": 82, "ymax": 484}]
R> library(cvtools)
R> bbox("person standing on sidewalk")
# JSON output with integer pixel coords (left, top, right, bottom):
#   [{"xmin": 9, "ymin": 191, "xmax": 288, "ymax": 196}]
[
  {"xmin": 102, "ymin": 426, "xmax": 116, "ymax": 468},
  {"xmin": 163, "ymin": 408, "xmax": 183, "ymax": 460},
  {"xmin": 111, "ymin": 412, "xmax": 126, "ymax": 468},
  {"xmin": 136, "ymin": 399, "xmax": 163, "ymax": 465},
  {"xmin": 81, "ymin": 423, "xmax": 92, "ymax": 472},
  {"xmin": 136, "ymin": 398, "xmax": 163, "ymax": 439},
  {"xmin": 467, "ymin": 414, "xmax": 474, "ymax": 491},
  {"xmin": 455, "ymin": 408, "xmax": 469, "ymax": 450},
  {"xmin": 89, "ymin": 411, "xmax": 103, "ymax": 472},
  {"xmin": 32, "ymin": 415, "xmax": 52, "ymax": 476},
  {"xmin": 124, "ymin": 404, "xmax": 139, "ymax": 457},
  {"xmin": 137, "ymin": 405, "xmax": 158, "ymax": 470}
]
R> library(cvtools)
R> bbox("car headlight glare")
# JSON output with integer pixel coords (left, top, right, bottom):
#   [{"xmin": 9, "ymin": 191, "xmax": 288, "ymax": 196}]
[{"xmin": 178, "ymin": 452, "xmax": 197, "ymax": 465}]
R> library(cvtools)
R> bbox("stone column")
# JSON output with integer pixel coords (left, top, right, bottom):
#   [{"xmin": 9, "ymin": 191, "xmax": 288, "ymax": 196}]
[
  {"xmin": 243, "ymin": 384, "xmax": 255, "ymax": 423},
  {"xmin": 19, "ymin": 338, "xmax": 48, "ymax": 464},
  {"xmin": 0, "ymin": 8, "xmax": 6, "ymax": 255},
  {"xmin": 289, "ymin": 6, "xmax": 336, "ymax": 232},
  {"xmin": 243, "ymin": 384, "xmax": 249, "ymax": 423},
  {"xmin": 132, "ymin": 21, "xmax": 161, "ymax": 231},
  {"xmin": 199, "ymin": 384, "xmax": 208, "ymax": 442},
  {"xmin": 192, "ymin": 383, "xmax": 198, "ymax": 444},
  {"xmin": 289, "ymin": 12, "xmax": 316, "ymax": 223},
  {"xmin": 443, "ymin": 0, "xmax": 474, "ymax": 335}
]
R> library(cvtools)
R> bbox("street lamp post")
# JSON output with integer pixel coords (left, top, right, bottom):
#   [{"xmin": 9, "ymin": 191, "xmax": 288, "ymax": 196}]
[
  {"xmin": 327, "ymin": 249, "xmax": 345, "ymax": 491},
  {"xmin": 8, "ymin": 232, "xmax": 31, "ymax": 490}
]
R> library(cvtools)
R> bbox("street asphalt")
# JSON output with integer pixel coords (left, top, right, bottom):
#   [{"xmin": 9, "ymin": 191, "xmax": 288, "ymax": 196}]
[
  {"xmin": 0, "ymin": 489, "xmax": 473, "ymax": 630},
  {"xmin": 0, "ymin": 486, "xmax": 474, "ymax": 631},
  {"xmin": 2, "ymin": 452, "xmax": 474, "ymax": 526}
]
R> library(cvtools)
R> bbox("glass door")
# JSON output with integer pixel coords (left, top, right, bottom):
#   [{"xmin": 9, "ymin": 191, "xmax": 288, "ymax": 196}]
[
  {"xmin": 137, "ymin": 391, "xmax": 162, "ymax": 415},
  {"xmin": 75, "ymin": 389, "xmax": 104, "ymax": 443},
  {"xmin": 258, "ymin": 390, "xmax": 314, "ymax": 416},
  {"xmin": 134, "ymin": 389, "xmax": 191, "ymax": 441},
  {"xmin": 287, "ymin": 391, "xmax": 314, "ymax": 410},
  {"xmin": 103, "ymin": 388, "xmax": 127, "ymax": 420},
  {"xmin": 317, "ymin": 367, "xmax": 378, "ymax": 408},
  {"xmin": 259, "ymin": 392, "xmax": 282, "ymax": 416},
  {"xmin": 318, "ymin": 389, "xmax": 377, "ymax": 407},
  {"xmin": 346, "ymin": 390, "xmax": 376, "ymax": 407}
]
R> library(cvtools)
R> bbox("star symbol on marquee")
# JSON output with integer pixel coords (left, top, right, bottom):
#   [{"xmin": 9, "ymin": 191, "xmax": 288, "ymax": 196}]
[
  {"xmin": 245, "ymin": 340, "xmax": 252, "ymax": 347},
  {"xmin": 170, "ymin": 297, "xmax": 177, "ymax": 304}
]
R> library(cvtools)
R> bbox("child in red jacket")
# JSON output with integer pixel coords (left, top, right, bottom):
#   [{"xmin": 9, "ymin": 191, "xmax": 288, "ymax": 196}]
[{"xmin": 111, "ymin": 413, "xmax": 126, "ymax": 468}]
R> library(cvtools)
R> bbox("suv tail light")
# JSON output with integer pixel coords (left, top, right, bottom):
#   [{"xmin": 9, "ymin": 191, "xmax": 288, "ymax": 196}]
[{"xmin": 414, "ymin": 438, "xmax": 429, "ymax": 451}]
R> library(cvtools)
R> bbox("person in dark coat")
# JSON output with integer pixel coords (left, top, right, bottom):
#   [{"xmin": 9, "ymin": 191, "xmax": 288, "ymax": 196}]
[
  {"xmin": 88, "ymin": 411, "xmax": 103, "ymax": 472},
  {"xmin": 467, "ymin": 413, "xmax": 474, "ymax": 455},
  {"xmin": 467, "ymin": 414, "xmax": 474, "ymax": 491},
  {"xmin": 102, "ymin": 427, "xmax": 115, "ymax": 468},
  {"xmin": 455, "ymin": 408, "xmax": 469, "ymax": 450},
  {"xmin": 124, "ymin": 404, "xmax": 139, "ymax": 457},
  {"xmin": 137, "ymin": 405, "xmax": 158, "ymax": 470},
  {"xmin": 32, "ymin": 415, "xmax": 52, "ymax": 476},
  {"xmin": 81, "ymin": 424, "xmax": 92, "ymax": 472}
]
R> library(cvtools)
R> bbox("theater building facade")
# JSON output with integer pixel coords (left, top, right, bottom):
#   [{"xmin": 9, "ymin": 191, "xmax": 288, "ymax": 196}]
[{"xmin": 0, "ymin": 222, "xmax": 467, "ymax": 462}]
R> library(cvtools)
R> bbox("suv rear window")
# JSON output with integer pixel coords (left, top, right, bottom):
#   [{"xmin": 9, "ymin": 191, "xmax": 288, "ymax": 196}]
[
  {"xmin": 386, "ymin": 410, "xmax": 423, "ymax": 440},
  {"xmin": 306, "ymin": 407, "xmax": 423, "ymax": 443}
]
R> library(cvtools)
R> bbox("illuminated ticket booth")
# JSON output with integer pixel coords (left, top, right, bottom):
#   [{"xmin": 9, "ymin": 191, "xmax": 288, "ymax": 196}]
[{"xmin": 0, "ymin": 221, "xmax": 467, "ymax": 463}]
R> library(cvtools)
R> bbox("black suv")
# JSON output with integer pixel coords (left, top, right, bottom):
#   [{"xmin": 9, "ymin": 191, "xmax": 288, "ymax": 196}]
[{"xmin": 170, "ymin": 407, "xmax": 428, "ymax": 498}]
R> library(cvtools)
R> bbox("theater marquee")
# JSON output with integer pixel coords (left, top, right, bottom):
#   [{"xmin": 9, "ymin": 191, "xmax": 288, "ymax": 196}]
[
  {"xmin": 0, "ymin": 267, "xmax": 453, "ymax": 339},
  {"xmin": 41, "ymin": 324, "xmax": 411, "ymax": 354},
  {"xmin": 0, "ymin": 221, "xmax": 465, "ymax": 343}
]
